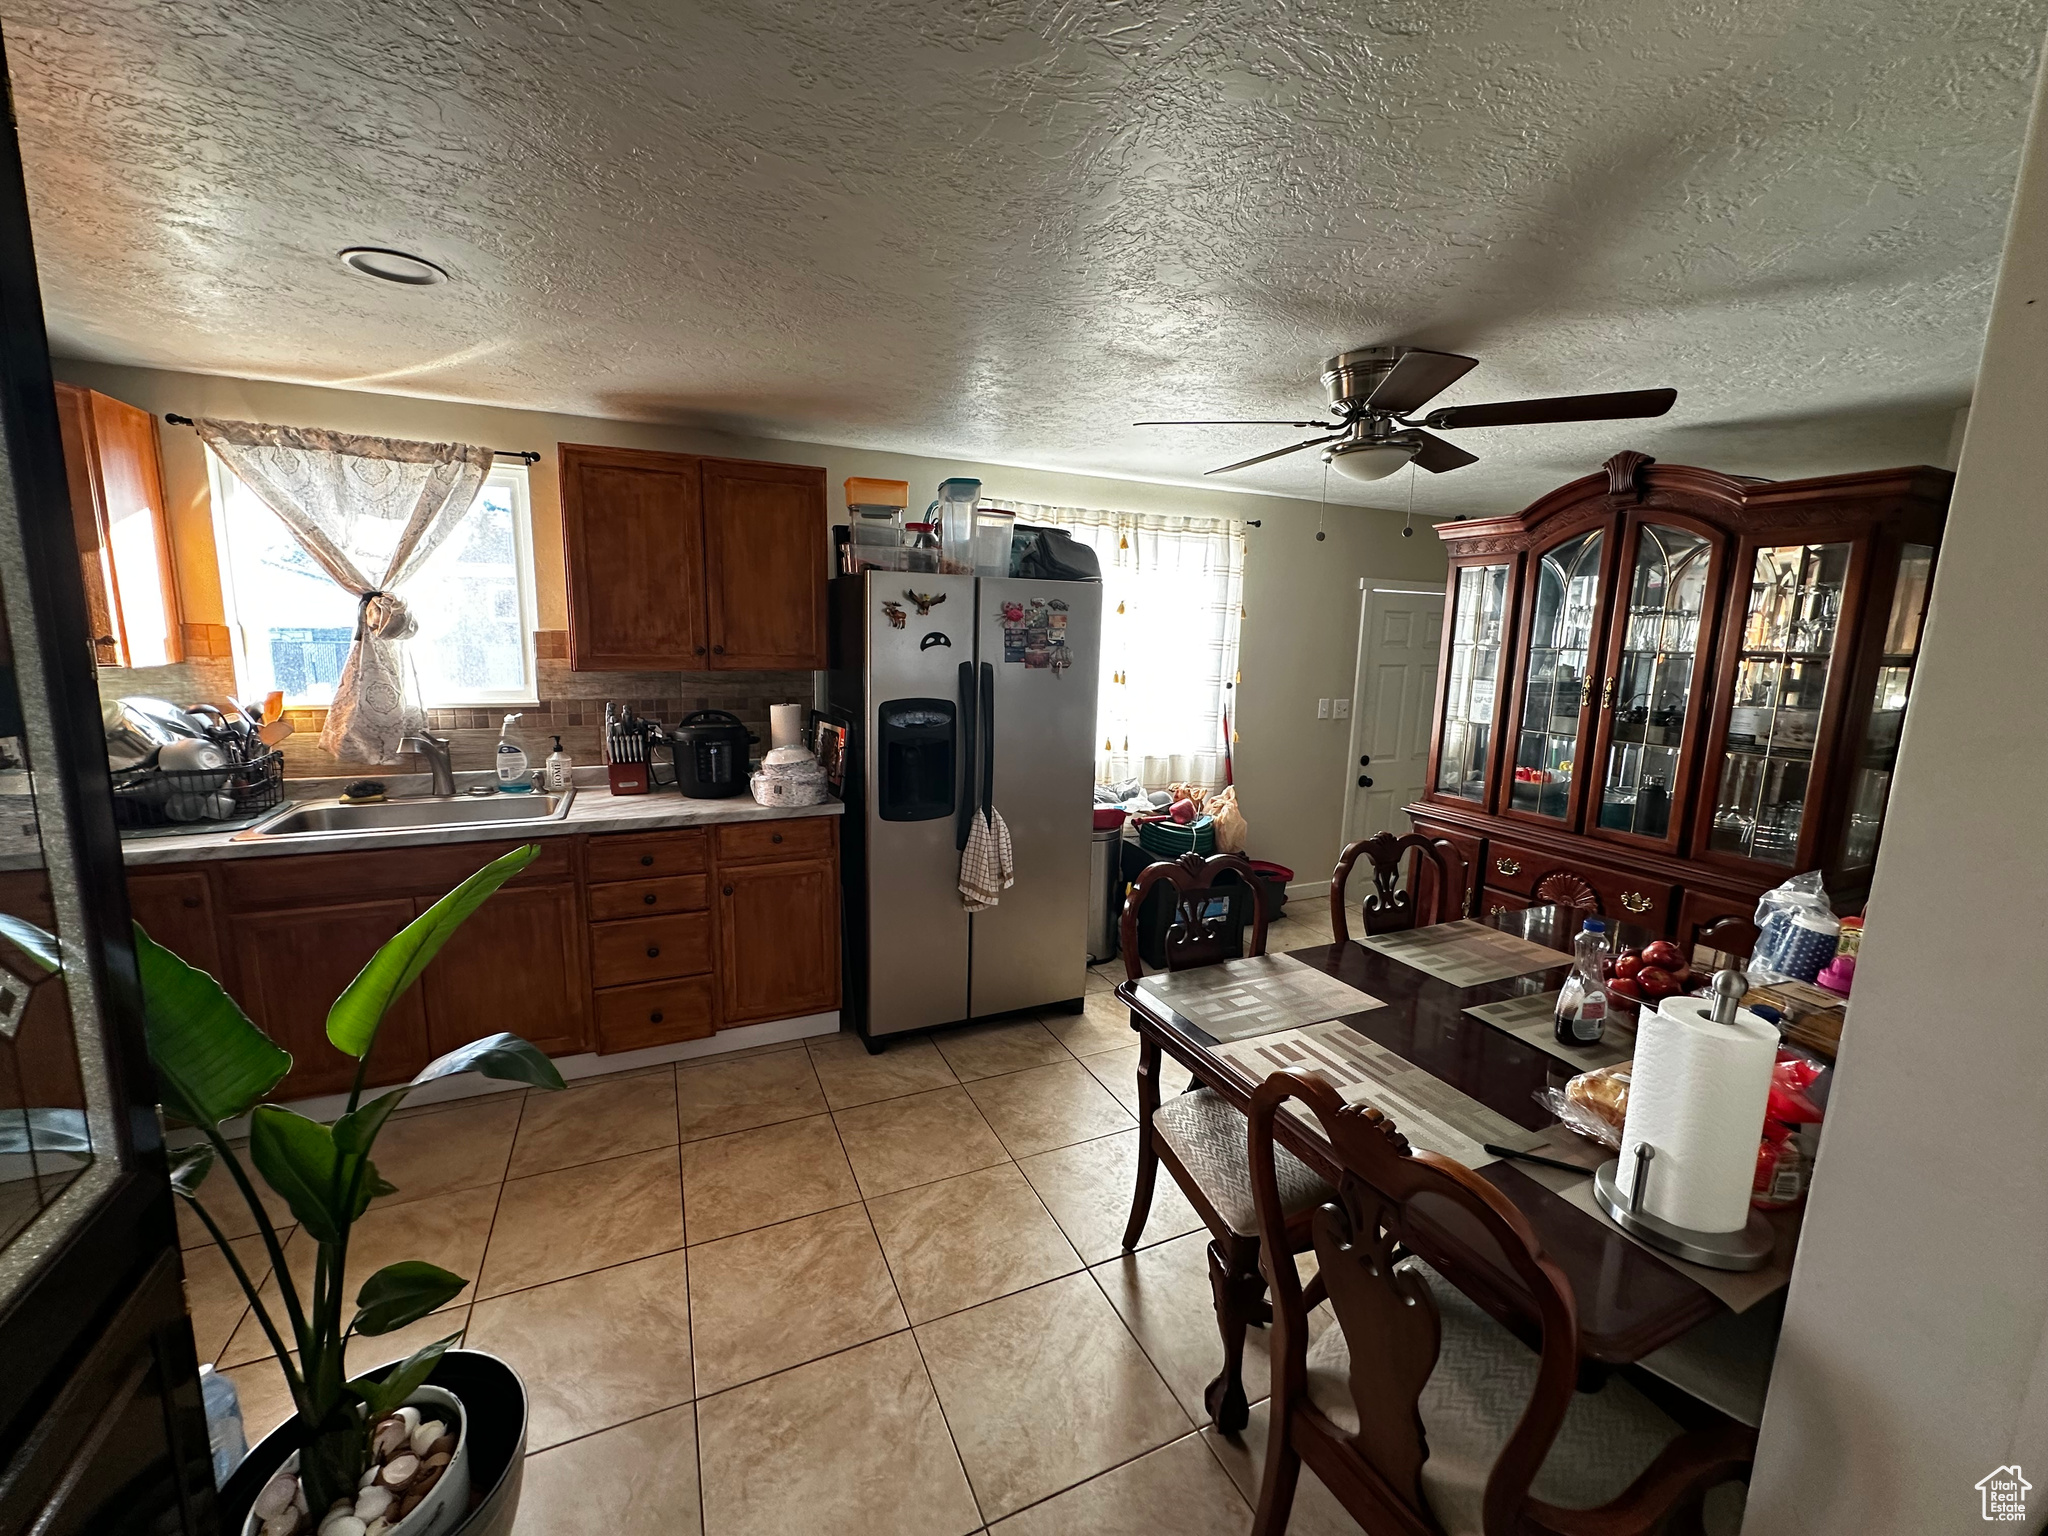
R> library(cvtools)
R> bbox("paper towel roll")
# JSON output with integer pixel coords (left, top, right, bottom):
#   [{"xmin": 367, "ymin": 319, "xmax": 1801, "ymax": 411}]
[
  {"xmin": 769, "ymin": 703, "xmax": 805, "ymax": 750},
  {"xmin": 1615, "ymin": 995, "xmax": 1777, "ymax": 1234}
]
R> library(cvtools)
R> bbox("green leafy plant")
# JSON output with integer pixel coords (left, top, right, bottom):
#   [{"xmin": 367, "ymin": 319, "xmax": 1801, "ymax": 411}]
[{"xmin": 140, "ymin": 845, "xmax": 565, "ymax": 1513}]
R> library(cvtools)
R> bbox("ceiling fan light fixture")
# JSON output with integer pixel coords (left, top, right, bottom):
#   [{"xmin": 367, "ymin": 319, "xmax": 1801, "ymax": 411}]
[
  {"xmin": 1324, "ymin": 441, "xmax": 1418, "ymax": 481},
  {"xmin": 339, "ymin": 247, "xmax": 448, "ymax": 286}
]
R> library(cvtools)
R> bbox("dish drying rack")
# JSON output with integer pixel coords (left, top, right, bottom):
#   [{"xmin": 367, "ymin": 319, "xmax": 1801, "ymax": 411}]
[{"xmin": 111, "ymin": 743, "xmax": 286, "ymax": 829}]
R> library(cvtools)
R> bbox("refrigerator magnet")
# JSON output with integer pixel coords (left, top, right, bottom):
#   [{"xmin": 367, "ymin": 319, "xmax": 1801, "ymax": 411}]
[{"xmin": 881, "ymin": 601, "xmax": 907, "ymax": 629}]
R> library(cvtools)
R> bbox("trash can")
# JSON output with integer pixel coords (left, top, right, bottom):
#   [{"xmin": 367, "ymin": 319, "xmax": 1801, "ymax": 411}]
[{"xmin": 1088, "ymin": 826, "xmax": 1123, "ymax": 963}]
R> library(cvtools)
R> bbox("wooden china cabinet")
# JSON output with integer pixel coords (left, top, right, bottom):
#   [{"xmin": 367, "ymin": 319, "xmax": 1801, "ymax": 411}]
[{"xmin": 1409, "ymin": 451, "xmax": 1948, "ymax": 951}]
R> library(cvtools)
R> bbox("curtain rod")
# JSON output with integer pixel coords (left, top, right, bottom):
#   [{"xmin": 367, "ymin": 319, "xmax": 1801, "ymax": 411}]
[{"xmin": 161, "ymin": 413, "xmax": 541, "ymax": 464}]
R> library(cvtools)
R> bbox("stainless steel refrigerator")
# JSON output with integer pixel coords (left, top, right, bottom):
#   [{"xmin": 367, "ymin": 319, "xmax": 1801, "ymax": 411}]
[{"xmin": 829, "ymin": 569, "xmax": 1102, "ymax": 1043}]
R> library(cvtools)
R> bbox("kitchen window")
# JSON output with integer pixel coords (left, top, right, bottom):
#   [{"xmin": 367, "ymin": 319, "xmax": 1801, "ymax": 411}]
[
  {"xmin": 985, "ymin": 498, "xmax": 1245, "ymax": 788},
  {"xmin": 208, "ymin": 451, "xmax": 539, "ymax": 708}
]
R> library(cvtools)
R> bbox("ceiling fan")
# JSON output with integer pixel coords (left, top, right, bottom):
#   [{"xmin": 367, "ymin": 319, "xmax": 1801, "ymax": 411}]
[{"xmin": 1136, "ymin": 346, "xmax": 1677, "ymax": 481}]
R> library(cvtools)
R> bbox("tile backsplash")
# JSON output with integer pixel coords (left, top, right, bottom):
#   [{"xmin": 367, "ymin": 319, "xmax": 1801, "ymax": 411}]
[{"xmin": 100, "ymin": 630, "xmax": 816, "ymax": 780}]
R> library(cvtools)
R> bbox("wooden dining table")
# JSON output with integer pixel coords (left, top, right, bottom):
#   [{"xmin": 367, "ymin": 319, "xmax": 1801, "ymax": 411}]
[{"xmin": 1117, "ymin": 903, "xmax": 1790, "ymax": 1371}]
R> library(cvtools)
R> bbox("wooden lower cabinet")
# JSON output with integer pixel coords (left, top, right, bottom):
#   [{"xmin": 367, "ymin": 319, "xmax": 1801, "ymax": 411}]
[
  {"xmin": 125, "ymin": 869, "xmax": 224, "ymax": 980},
  {"xmin": 127, "ymin": 812, "xmax": 842, "ymax": 1095},
  {"xmin": 417, "ymin": 883, "xmax": 589, "ymax": 1060},
  {"xmin": 718, "ymin": 857, "xmax": 840, "ymax": 1027},
  {"xmin": 229, "ymin": 899, "xmax": 431, "ymax": 1098}
]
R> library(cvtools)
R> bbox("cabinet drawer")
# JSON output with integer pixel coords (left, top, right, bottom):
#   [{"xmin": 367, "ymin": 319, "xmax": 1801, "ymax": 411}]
[
  {"xmin": 590, "ymin": 911, "xmax": 712, "ymax": 987},
  {"xmin": 1576, "ymin": 870, "xmax": 1676, "ymax": 934},
  {"xmin": 588, "ymin": 874, "xmax": 709, "ymax": 921},
  {"xmin": 1477, "ymin": 889, "xmax": 1532, "ymax": 919},
  {"xmin": 714, "ymin": 817, "xmax": 835, "ymax": 865},
  {"xmin": 586, "ymin": 828, "xmax": 709, "ymax": 883},
  {"xmin": 595, "ymin": 976, "xmax": 716, "ymax": 1054},
  {"xmin": 1478, "ymin": 839, "xmax": 1548, "ymax": 897}
]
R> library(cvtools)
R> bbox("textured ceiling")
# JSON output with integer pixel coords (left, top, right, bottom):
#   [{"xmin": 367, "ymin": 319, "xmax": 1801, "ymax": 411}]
[{"xmin": 4, "ymin": 0, "xmax": 2043, "ymax": 515}]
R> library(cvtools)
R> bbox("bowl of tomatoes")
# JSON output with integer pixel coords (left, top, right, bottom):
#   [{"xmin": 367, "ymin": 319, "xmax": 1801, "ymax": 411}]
[{"xmin": 1605, "ymin": 939, "xmax": 1693, "ymax": 1011}]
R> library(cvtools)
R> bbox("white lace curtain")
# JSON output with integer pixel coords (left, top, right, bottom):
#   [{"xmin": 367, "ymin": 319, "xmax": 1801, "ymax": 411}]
[
  {"xmin": 196, "ymin": 419, "xmax": 492, "ymax": 765},
  {"xmin": 985, "ymin": 499, "xmax": 1245, "ymax": 789}
]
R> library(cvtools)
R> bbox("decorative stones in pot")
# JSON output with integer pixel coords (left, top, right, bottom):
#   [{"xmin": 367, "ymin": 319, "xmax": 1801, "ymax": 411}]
[{"xmin": 247, "ymin": 1385, "xmax": 470, "ymax": 1536}]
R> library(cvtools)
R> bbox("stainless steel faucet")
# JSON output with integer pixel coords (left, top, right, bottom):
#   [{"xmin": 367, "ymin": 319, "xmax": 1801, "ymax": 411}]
[{"xmin": 403, "ymin": 730, "xmax": 457, "ymax": 797}]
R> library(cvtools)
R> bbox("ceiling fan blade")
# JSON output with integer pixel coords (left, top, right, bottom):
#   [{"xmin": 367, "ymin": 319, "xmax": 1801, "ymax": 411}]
[
  {"xmin": 1205, "ymin": 434, "xmax": 1346, "ymax": 475},
  {"xmin": 1423, "ymin": 387, "xmax": 1678, "ymax": 431},
  {"xmin": 1410, "ymin": 431, "xmax": 1479, "ymax": 474},
  {"xmin": 1364, "ymin": 350, "xmax": 1480, "ymax": 414},
  {"xmin": 1134, "ymin": 418, "xmax": 1338, "ymax": 428}
]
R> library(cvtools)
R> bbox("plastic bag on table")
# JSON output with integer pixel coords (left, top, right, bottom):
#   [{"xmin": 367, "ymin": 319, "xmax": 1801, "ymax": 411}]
[
  {"xmin": 1206, "ymin": 784, "xmax": 1248, "ymax": 854},
  {"xmin": 1751, "ymin": 870, "xmax": 1839, "ymax": 981},
  {"xmin": 1534, "ymin": 1060, "xmax": 1634, "ymax": 1149}
]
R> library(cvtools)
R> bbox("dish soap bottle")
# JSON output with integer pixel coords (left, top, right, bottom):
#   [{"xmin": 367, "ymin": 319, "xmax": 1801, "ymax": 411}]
[
  {"xmin": 545, "ymin": 734, "xmax": 572, "ymax": 792},
  {"xmin": 1553, "ymin": 917, "xmax": 1612, "ymax": 1047},
  {"xmin": 495, "ymin": 713, "xmax": 534, "ymax": 793}
]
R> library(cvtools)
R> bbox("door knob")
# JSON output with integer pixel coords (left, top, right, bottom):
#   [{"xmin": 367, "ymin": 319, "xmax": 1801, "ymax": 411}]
[
  {"xmin": 1359, "ymin": 754, "xmax": 1371, "ymax": 767},
  {"xmin": 1357, "ymin": 775, "xmax": 1374, "ymax": 788}
]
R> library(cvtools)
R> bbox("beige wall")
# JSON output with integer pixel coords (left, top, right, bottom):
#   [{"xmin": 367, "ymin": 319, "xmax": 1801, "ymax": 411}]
[
  {"xmin": 1744, "ymin": 42, "xmax": 2048, "ymax": 1535},
  {"xmin": 55, "ymin": 359, "xmax": 1449, "ymax": 885}
]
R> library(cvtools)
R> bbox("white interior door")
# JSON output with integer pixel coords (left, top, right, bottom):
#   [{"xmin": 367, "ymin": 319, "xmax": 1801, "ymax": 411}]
[{"xmin": 1343, "ymin": 583, "xmax": 1446, "ymax": 842}]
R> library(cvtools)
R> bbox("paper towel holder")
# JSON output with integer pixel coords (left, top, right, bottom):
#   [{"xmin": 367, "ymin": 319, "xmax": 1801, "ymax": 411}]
[{"xmin": 1592, "ymin": 1142, "xmax": 1775, "ymax": 1271}]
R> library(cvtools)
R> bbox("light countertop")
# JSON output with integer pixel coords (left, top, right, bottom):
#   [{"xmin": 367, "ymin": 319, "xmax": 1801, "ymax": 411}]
[{"xmin": 115, "ymin": 767, "xmax": 842, "ymax": 867}]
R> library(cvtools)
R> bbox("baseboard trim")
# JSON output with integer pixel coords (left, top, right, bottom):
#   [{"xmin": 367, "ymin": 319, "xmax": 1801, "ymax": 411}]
[
  {"xmin": 1285, "ymin": 878, "xmax": 1332, "ymax": 900},
  {"xmin": 167, "ymin": 1010, "xmax": 842, "ymax": 1147}
]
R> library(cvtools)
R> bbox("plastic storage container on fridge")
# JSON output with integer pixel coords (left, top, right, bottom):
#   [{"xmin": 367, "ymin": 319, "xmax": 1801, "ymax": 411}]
[
  {"xmin": 972, "ymin": 506, "xmax": 1016, "ymax": 576},
  {"xmin": 927, "ymin": 478, "xmax": 982, "ymax": 574}
]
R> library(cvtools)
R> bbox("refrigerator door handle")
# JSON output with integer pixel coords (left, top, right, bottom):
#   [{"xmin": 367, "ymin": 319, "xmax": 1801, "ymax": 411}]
[
  {"xmin": 957, "ymin": 660, "xmax": 977, "ymax": 851},
  {"xmin": 979, "ymin": 661, "xmax": 996, "ymax": 817}
]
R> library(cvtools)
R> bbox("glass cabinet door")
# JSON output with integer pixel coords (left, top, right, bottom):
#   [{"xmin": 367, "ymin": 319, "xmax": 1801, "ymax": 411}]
[
  {"xmin": 1837, "ymin": 542, "xmax": 1933, "ymax": 869},
  {"xmin": 1707, "ymin": 541, "xmax": 1853, "ymax": 864},
  {"xmin": 1509, "ymin": 529, "xmax": 1602, "ymax": 819},
  {"xmin": 1434, "ymin": 563, "xmax": 1509, "ymax": 802},
  {"xmin": 1595, "ymin": 523, "xmax": 1712, "ymax": 840}
]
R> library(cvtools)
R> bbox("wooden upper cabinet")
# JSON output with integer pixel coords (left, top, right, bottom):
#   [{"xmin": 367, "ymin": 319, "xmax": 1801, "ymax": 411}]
[
  {"xmin": 558, "ymin": 444, "xmax": 825, "ymax": 672},
  {"xmin": 54, "ymin": 383, "xmax": 181, "ymax": 668},
  {"xmin": 559, "ymin": 444, "xmax": 708, "ymax": 670},
  {"xmin": 701, "ymin": 457, "xmax": 828, "ymax": 669}
]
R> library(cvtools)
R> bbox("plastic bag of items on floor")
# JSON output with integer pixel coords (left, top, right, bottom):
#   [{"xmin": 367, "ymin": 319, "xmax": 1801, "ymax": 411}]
[{"xmin": 1095, "ymin": 778, "xmax": 1173, "ymax": 816}]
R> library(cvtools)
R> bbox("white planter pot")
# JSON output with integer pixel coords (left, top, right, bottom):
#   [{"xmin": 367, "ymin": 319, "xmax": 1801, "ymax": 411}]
[{"xmin": 244, "ymin": 1383, "xmax": 471, "ymax": 1536}]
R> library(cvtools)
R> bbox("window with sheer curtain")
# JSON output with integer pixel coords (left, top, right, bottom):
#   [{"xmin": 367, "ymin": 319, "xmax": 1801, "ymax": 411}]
[{"xmin": 986, "ymin": 499, "xmax": 1245, "ymax": 789}]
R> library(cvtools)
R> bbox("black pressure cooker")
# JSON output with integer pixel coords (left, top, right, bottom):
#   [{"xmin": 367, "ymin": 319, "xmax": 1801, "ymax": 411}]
[{"xmin": 669, "ymin": 710, "xmax": 756, "ymax": 799}]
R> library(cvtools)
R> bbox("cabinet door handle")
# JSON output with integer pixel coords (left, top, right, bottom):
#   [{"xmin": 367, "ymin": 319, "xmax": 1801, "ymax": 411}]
[
  {"xmin": 646, "ymin": 945, "xmax": 661, "ymax": 958},
  {"xmin": 641, "ymin": 854, "xmax": 655, "ymax": 867},
  {"xmin": 722, "ymin": 884, "xmax": 734, "ymax": 896},
  {"xmin": 1601, "ymin": 676, "xmax": 1615, "ymax": 709},
  {"xmin": 712, "ymin": 644, "xmax": 725, "ymax": 655},
  {"xmin": 643, "ymin": 892, "xmax": 658, "ymax": 905},
  {"xmin": 1496, "ymin": 856, "xmax": 1521, "ymax": 876},
  {"xmin": 1620, "ymin": 891, "xmax": 1653, "ymax": 914},
  {"xmin": 695, "ymin": 645, "xmax": 707, "ymax": 656},
  {"xmin": 770, "ymin": 832, "xmax": 783, "ymax": 844},
  {"xmin": 182, "ymin": 896, "xmax": 202, "ymax": 909},
  {"xmin": 649, "ymin": 1009, "xmax": 664, "ymax": 1024}
]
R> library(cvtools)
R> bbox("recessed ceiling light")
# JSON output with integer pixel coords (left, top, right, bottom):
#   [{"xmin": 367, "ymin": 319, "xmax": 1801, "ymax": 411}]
[{"xmin": 339, "ymin": 247, "xmax": 448, "ymax": 286}]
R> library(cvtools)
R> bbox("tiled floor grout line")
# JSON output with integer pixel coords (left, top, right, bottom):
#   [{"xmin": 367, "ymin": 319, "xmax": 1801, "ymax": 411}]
[
  {"xmin": 674, "ymin": 1062, "xmax": 709, "ymax": 1536},
  {"xmin": 822, "ymin": 1092, "xmax": 992, "ymax": 1534}
]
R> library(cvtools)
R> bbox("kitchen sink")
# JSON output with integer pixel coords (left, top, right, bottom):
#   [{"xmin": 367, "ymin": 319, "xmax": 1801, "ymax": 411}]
[{"xmin": 235, "ymin": 789, "xmax": 576, "ymax": 840}]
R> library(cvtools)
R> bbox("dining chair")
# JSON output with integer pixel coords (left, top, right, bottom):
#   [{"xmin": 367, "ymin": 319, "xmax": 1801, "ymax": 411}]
[
  {"xmin": 1118, "ymin": 850, "xmax": 1335, "ymax": 1433},
  {"xmin": 1329, "ymin": 832, "xmax": 1470, "ymax": 942},
  {"xmin": 1244, "ymin": 1068, "xmax": 1756, "ymax": 1536}
]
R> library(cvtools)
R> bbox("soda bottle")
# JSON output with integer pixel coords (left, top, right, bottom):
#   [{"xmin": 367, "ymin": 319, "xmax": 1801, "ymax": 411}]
[{"xmin": 1554, "ymin": 918, "xmax": 1612, "ymax": 1046}]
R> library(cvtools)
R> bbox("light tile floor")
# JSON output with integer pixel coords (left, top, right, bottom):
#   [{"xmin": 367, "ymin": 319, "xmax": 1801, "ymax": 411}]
[{"xmin": 186, "ymin": 906, "xmax": 1357, "ymax": 1534}]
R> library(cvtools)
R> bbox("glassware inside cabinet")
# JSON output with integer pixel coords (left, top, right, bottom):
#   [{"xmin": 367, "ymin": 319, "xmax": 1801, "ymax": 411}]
[
  {"xmin": 1435, "ymin": 563, "xmax": 1509, "ymax": 801},
  {"xmin": 1708, "ymin": 541, "xmax": 1852, "ymax": 864},
  {"xmin": 1838, "ymin": 542, "xmax": 1933, "ymax": 867},
  {"xmin": 1510, "ymin": 529, "xmax": 1602, "ymax": 819},
  {"xmin": 1597, "ymin": 524, "xmax": 1710, "ymax": 839}
]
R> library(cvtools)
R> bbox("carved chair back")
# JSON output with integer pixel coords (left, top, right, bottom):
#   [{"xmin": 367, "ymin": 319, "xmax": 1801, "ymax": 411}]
[
  {"xmin": 1247, "ymin": 1069, "xmax": 1581, "ymax": 1536},
  {"xmin": 1329, "ymin": 832, "xmax": 1468, "ymax": 942},
  {"xmin": 1120, "ymin": 851, "xmax": 1271, "ymax": 983}
]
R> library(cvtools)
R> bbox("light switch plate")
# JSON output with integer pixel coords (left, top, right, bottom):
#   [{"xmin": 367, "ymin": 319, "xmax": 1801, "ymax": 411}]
[
  {"xmin": 1316, "ymin": 698, "xmax": 1330, "ymax": 719},
  {"xmin": 1333, "ymin": 698, "xmax": 1351, "ymax": 719}
]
